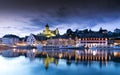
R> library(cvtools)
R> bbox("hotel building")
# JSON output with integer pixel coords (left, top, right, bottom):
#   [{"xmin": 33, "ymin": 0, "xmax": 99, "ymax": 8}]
[{"xmin": 78, "ymin": 33, "xmax": 108, "ymax": 48}]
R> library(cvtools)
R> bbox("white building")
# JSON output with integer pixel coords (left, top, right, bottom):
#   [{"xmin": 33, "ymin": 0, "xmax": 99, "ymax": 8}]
[
  {"xmin": 2, "ymin": 34, "xmax": 20, "ymax": 45},
  {"xmin": 79, "ymin": 37, "xmax": 108, "ymax": 48},
  {"xmin": 77, "ymin": 32, "xmax": 108, "ymax": 48},
  {"xmin": 27, "ymin": 34, "xmax": 36, "ymax": 46},
  {"xmin": 26, "ymin": 34, "xmax": 47, "ymax": 46}
]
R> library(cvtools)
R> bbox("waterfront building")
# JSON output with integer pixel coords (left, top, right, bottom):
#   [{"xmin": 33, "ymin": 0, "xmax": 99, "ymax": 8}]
[
  {"xmin": 41, "ymin": 24, "xmax": 59, "ymax": 38},
  {"xmin": 15, "ymin": 38, "xmax": 27, "ymax": 46},
  {"xmin": 2, "ymin": 34, "xmax": 20, "ymax": 45},
  {"xmin": 78, "ymin": 33, "xmax": 108, "ymax": 48},
  {"xmin": 79, "ymin": 37, "xmax": 108, "ymax": 48},
  {"xmin": 26, "ymin": 34, "xmax": 47, "ymax": 46},
  {"xmin": 46, "ymin": 35, "xmax": 76, "ymax": 46}
]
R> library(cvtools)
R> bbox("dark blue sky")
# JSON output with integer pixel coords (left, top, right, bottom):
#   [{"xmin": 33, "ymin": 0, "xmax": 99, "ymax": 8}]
[{"xmin": 0, "ymin": 0, "xmax": 120, "ymax": 37}]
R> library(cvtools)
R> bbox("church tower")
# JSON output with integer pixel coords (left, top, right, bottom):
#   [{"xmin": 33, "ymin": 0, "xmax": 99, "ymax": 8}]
[
  {"xmin": 42, "ymin": 24, "xmax": 58, "ymax": 38},
  {"xmin": 45, "ymin": 24, "xmax": 49, "ymax": 31}
]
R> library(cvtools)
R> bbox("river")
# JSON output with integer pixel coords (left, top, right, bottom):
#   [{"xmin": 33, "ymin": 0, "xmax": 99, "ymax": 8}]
[{"xmin": 0, "ymin": 49, "xmax": 120, "ymax": 75}]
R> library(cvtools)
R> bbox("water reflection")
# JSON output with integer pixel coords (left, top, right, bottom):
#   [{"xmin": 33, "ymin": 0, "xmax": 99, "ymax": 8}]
[
  {"xmin": 0, "ymin": 49, "xmax": 120, "ymax": 74},
  {"xmin": 41, "ymin": 57, "xmax": 110, "ymax": 69},
  {"xmin": 43, "ymin": 57, "xmax": 59, "ymax": 70},
  {"xmin": 1, "ymin": 49, "xmax": 120, "ymax": 61},
  {"xmin": 0, "ymin": 54, "xmax": 120, "ymax": 75}
]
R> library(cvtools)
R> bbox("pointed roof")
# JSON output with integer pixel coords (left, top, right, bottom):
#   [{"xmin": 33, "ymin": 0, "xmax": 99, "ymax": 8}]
[{"xmin": 45, "ymin": 24, "xmax": 49, "ymax": 27}]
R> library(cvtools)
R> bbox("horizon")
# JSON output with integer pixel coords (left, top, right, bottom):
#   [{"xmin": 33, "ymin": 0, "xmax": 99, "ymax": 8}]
[
  {"xmin": 0, "ymin": 0, "xmax": 120, "ymax": 37},
  {"xmin": 0, "ymin": 26, "xmax": 119, "ymax": 38}
]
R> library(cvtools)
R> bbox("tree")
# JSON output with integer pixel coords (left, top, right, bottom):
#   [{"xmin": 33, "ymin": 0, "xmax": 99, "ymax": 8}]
[
  {"xmin": 83, "ymin": 29, "xmax": 88, "ymax": 33},
  {"xmin": 66, "ymin": 29, "xmax": 73, "ymax": 35}
]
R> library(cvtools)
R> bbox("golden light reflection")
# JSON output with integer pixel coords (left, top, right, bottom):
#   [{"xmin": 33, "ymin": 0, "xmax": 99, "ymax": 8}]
[
  {"xmin": 59, "ymin": 53, "xmax": 63, "ymax": 59},
  {"xmin": 113, "ymin": 52, "xmax": 120, "ymax": 57},
  {"xmin": 114, "ymin": 52, "xmax": 118, "ymax": 57},
  {"xmin": 32, "ymin": 49, "xmax": 36, "ymax": 53}
]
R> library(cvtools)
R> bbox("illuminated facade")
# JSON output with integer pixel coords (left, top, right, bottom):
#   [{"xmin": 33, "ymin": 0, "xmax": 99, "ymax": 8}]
[
  {"xmin": 79, "ymin": 38, "xmax": 108, "ymax": 48},
  {"xmin": 42, "ymin": 24, "xmax": 59, "ymax": 38},
  {"xmin": 46, "ymin": 37, "xmax": 76, "ymax": 46}
]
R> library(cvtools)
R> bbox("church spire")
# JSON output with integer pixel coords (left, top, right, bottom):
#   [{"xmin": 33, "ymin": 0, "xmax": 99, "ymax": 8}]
[
  {"xmin": 45, "ymin": 24, "xmax": 49, "ymax": 31},
  {"xmin": 45, "ymin": 24, "xmax": 49, "ymax": 27}
]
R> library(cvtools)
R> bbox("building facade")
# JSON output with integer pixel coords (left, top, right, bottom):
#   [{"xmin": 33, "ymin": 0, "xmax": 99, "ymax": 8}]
[
  {"xmin": 79, "ymin": 37, "xmax": 108, "ymax": 48},
  {"xmin": 26, "ymin": 34, "xmax": 47, "ymax": 46},
  {"xmin": 26, "ymin": 34, "xmax": 36, "ymax": 46},
  {"xmin": 46, "ymin": 36, "xmax": 76, "ymax": 46},
  {"xmin": 2, "ymin": 34, "xmax": 20, "ymax": 45},
  {"xmin": 41, "ymin": 24, "xmax": 59, "ymax": 38},
  {"xmin": 77, "ymin": 33, "xmax": 108, "ymax": 48}
]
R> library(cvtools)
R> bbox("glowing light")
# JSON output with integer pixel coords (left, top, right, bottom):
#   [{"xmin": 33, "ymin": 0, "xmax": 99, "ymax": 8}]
[
  {"xmin": 32, "ymin": 44, "xmax": 36, "ymax": 46},
  {"xmin": 12, "ymin": 45, "xmax": 17, "ymax": 47},
  {"xmin": 13, "ymin": 48, "xmax": 16, "ymax": 52},
  {"xmin": 32, "ymin": 49, "xmax": 36, "ymax": 53},
  {"xmin": 114, "ymin": 52, "xmax": 118, "ymax": 56},
  {"xmin": 93, "ymin": 51, "xmax": 97, "ymax": 56},
  {"xmin": 59, "ymin": 53, "xmax": 63, "ymax": 59}
]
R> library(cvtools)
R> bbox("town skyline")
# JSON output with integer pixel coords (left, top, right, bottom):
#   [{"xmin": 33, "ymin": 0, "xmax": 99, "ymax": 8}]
[{"xmin": 1, "ymin": 25, "xmax": 120, "ymax": 38}]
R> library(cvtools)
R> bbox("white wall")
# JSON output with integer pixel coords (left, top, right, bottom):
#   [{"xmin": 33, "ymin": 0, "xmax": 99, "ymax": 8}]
[
  {"xmin": 26, "ymin": 34, "xmax": 36, "ymax": 46},
  {"xmin": 79, "ymin": 38, "xmax": 108, "ymax": 47},
  {"xmin": 2, "ymin": 38, "xmax": 19, "ymax": 45}
]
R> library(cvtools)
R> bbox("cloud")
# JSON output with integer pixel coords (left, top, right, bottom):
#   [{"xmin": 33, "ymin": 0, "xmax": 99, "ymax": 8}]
[
  {"xmin": 0, "ymin": 15, "xmax": 41, "ymax": 37},
  {"xmin": 91, "ymin": 19, "xmax": 120, "ymax": 31},
  {"xmin": 0, "ymin": 0, "xmax": 120, "ymax": 37}
]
